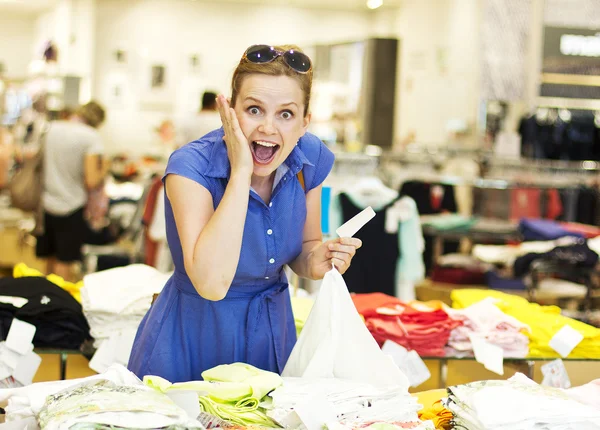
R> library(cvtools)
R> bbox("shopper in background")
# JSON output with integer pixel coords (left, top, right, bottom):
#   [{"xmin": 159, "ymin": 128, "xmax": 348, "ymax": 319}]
[
  {"xmin": 129, "ymin": 44, "xmax": 362, "ymax": 382},
  {"xmin": 36, "ymin": 101, "xmax": 111, "ymax": 281},
  {"xmin": 177, "ymin": 91, "xmax": 222, "ymax": 147}
]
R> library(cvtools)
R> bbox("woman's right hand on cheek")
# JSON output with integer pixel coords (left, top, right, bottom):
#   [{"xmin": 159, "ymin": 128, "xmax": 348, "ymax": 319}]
[{"xmin": 217, "ymin": 95, "xmax": 254, "ymax": 180}]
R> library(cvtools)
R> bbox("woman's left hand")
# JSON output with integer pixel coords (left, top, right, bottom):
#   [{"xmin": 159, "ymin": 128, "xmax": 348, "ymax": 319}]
[{"xmin": 308, "ymin": 237, "xmax": 362, "ymax": 279}]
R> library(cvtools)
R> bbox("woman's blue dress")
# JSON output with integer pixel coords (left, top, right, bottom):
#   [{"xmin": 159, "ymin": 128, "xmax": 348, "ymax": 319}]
[{"xmin": 128, "ymin": 128, "xmax": 334, "ymax": 382}]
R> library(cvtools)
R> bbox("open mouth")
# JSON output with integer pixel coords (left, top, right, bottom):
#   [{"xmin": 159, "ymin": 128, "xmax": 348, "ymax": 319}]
[{"xmin": 251, "ymin": 140, "xmax": 280, "ymax": 165}]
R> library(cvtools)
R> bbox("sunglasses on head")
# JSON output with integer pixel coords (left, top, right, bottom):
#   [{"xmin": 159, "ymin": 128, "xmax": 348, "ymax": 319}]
[{"xmin": 243, "ymin": 44, "xmax": 312, "ymax": 74}]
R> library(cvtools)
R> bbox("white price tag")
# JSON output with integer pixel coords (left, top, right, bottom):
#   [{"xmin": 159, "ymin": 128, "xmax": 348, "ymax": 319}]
[
  {"xmin": 382, "ymin": 339, "xmax": 408, "ymax": 363},
  {"xmin": 469, "ymin": 334, "xmax": 504, "ymax": 375},
  {"xmin": 166, "ymin": 390, "xmax": 201, "ymax": 420},
  {"xmin": 382, "ymin": 340, "xmax": 431, "ymax": 387},
  {"xmin": 89, "ymin": 336, "xmax": 118, "ymax": 373},
  {"xmin": 0, "ymin": 362, "xmax": 12, "ymax": 381},
  {"xmin": 280, "ymin": 396, "xmax": 337, "ymax": 430},
  {"xmin": 12, "ymin": 351, "xmax": 42, "ymax": 386},
  {"xmin": 114, "ymin": 329, "xmax": 138, "ymax": 365},
  {"xmin": 549, "ymin": 325, "xmax": 584, "ymax": 358},
  {"xmin": 5, "ymin": 319, "xmax": 36, "ymax": 355},
  {"xmin": 0, "ymin": 343, "xmax": 22, "ymax": 370},
  {"xmin": 336, "ymin": 206, "xmax": 375, "ymax": 238},
  {"xmin": 404, "ymin": 350, "xmax": 432, "ymax": 388},
  {"xmin": 541, "ymin": 359, "xmax": 571, "ymax": 389}
]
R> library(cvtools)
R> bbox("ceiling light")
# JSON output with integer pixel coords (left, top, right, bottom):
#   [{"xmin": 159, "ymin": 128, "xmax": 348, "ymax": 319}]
[{"xmin": 367, "ymin": 0, "xmax": 383, "ymax": 9}]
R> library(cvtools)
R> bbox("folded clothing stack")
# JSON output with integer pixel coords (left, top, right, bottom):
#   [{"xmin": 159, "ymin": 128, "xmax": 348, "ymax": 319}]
[
  {"xmin": 145, "ymin": 363, "xmax": 282, "ymax": 428},
  {"xmin": 451, "ymin": 289, "xmax": 600, "ymax": 358},
  {"xmin": 447, "ymin": 373, "xmax": 600, "ymax": 430},
  {"xmin": 0, "ymin": 277, "xmax": 90, "ymax": 350},
  {"xmin": 268, "ymin": 377, "xmax": 429, "ymax": 429},
  {"xmin": 81, "ymin": 264, "xmax": 170, "ymax": 369},
  {"xmin": 412, "ymin": 389, "xmax": 452, "ymax": 430},
  {"xmin": 430, "ymin": 254, "xmax": 494, "ymax": 286},
  {"xmin": 445, "ymin": 297, "xmax": 530, "ymax": 358},
  {"xmin": 0, "ymin": 364, "xmax": 204, "ymax": 430},
  {"xmin": 352, "ymin": 293, "xmax": 461, "ymax": 357}
]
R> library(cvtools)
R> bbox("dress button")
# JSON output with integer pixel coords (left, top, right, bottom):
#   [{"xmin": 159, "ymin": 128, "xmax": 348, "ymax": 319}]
[
  {"xmin": 265, "ymin": 276, "xmax": 270, "ymax": 280},
  {"xmin": 269, "ymin": 258, "xmax": 275, "ymax": 264},
  {"xmin": 267, "ymin": 229, "xmax": 273, "ymax": 235},
  {"xmin": 269, "ymin": 202, "xmax": 273, "ymax": 207}
]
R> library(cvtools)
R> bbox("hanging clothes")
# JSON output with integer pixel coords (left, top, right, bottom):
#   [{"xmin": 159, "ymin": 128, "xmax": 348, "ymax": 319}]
[
  {"xmin": 329, "ymin": 178, "xmax": 424, "ymax": 299},
  {"xmin": 339, "ymin": 193, "xmax": 399, "ymax": 297},
  {"xmin": 399, "ymin": 181, "xmax": 457, "ymax": 215},
  {"xmin": 510, "ymin": 188, "xmax": 542, "ymax": 220},
  {"xmin": 399, "ymin": 181, "xmax": 458, "ymax": 273}
]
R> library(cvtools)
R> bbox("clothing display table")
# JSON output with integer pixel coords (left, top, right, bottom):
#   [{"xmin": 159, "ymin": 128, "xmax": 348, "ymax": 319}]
[
  {"xmin": 421, "ymin": 355, "xmax": 600, "ymax": 389},
  {"xmin": 34, "ymin": 349, "xmax": 83, "ymax": 381}
]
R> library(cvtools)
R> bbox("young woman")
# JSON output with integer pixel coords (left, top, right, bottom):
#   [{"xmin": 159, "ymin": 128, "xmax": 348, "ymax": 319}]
[{"xmin": 128, "ymin": 44, "xmax": 362, "ymax": 382}]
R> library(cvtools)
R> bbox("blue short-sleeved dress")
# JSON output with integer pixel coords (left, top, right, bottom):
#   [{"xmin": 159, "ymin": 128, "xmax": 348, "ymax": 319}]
[{"xmin": 128, "ymin": 128, "xmax": 334, "ymax": 382}]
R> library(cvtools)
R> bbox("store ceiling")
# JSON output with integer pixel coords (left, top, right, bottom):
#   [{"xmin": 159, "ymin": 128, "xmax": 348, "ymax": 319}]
[{"xmin": 0, "ymin": 0, "xmax": 402, "ymax": 14}]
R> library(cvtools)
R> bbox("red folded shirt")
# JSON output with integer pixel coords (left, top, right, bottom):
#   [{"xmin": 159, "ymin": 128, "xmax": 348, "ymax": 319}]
[
  {"xmin": 559, "ymin": 222, "xmax": 600, "ymax": 238},
  {"xmin": 352, "ymin": 293, "xmax": 403, "ymax": 318}
]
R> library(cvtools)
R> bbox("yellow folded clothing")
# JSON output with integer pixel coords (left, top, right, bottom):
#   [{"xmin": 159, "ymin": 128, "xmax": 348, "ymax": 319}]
[
  {"xmin": 412, "ymin": 389, "xmax": 452, "ymax": 430},
  {"xmin": 13, "ymin": 262, "xmax": 83, "ymax": 303},
  {"xmin": 145, "ymin": 363, "xmax": 282, "ymax": 428},
  {"xmin": 291, "ymin": 296, "xmax": 314, "ymax": 336},
  {"xmin": 451, "ymin": 289, "xmax": 600, "ymax": 358}
]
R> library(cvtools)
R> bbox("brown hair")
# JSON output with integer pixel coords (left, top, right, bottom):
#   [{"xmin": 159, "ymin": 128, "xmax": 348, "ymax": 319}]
[
  {"xmin": 77, "ymin": 101, "xmax": 106, "ymax": 128},
  {"xmin": 231, "ymin": 44, "xmax": 313, "ymax": 116}
]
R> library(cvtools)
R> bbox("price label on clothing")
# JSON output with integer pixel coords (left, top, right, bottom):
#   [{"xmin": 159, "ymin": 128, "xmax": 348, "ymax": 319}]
[
  {"xmin": 382, "ymin": 340, "xmax": 431, "ymax": 387},
  {"xmin": 114, "ymin": 329, "xmax": 138, "ymax": 366},
  {"xmin": 12, "ymin": 350, "xmax": 41, "ymax": 386},
  {"xmin": 469, "ymin": 334, "xmax": 504, "ymax": 376},
  {"xmin": 89, "ymin": 336, "xmax": 118, "ymax": 374},
  {"xmin": 0, "ymin": 343, "xmax": 22, "ymax": 370},
  {"xmin": 404, "ymin": 350, "xmax": 432, "ymax": 388},
  {"xmin": 336, "ymin": 206, "xmax": 375, "ymax": 238},
  {"xmin": 280, "ymin": 395, "xmax": 338, "ymax": 430},
  {"xmin": 5, "ymin": 319, "xmax": 36, "ymax": 355},
  {"xmin": 541, "ymin": 359, "xmax": 571, "ymax": 389},
  {"xmin": 166, "ymin": 390, "xmax": 201, "ymax": 420},
  {"xmin": 549, "ymin": 325, "xmax": 584, "ymax": 358}
]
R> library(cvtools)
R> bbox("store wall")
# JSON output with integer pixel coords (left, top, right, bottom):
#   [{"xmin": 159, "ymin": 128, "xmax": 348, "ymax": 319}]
[
  {"xmin": 32, "ymin": 0, "xmax": 96, "ymax": 102},
  {"xmin": 0, "ymin": 13, "xmax": 36, "ymax": 79},
  {"xmin": 33, "ymin": 0, "xmax": 71, "ymax": 70},
  {"xmin": 93, "ymin": 0, "xmax": 375, "ymax": 154},
  {"xmin": 392, "ymin": 0, "xmax": 481, "ymax": 147}
]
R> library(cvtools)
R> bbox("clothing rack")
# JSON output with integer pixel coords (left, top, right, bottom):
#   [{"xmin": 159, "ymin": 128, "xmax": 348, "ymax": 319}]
[
  {"xmin": 330, "ymin": 146, "xmax": 600, "ymax": 190},
  {"xmin": 537, "ymin": 96, "xmax": 600, "ymax": 112}
]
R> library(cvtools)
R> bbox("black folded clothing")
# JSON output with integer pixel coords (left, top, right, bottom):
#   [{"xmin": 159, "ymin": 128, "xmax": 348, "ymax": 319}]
[
  {"xmin": 513, "ymin": 243, "xmax": 598, "ymax": 277},
  {"xmin": 0, "ymin": 277, "xmax": 91, "ymax": 350}
]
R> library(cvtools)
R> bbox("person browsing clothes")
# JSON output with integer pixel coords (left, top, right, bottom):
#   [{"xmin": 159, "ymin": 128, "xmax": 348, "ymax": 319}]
[{"xmin": 128, "ymin": 44, "xmax": 362, "ymax": 382}]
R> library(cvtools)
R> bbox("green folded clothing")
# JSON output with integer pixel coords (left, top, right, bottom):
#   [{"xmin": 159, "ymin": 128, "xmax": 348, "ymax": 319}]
[
  {"xmin": 422, "ymin": 214, "xmax": 477, "ymax": 231},
  {"xmin": 145, "ymin": 363, "xmax": 283, "ymax": 428}
]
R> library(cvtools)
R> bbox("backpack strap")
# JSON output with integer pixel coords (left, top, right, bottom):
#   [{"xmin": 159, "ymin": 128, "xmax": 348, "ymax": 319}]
[{"xmin": 297, "ymin": 170, "xmax": 305, "ymax": 192}]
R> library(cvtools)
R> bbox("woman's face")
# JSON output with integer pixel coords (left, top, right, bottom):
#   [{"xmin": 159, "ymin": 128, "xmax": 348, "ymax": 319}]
[{"xmin": 234, "ymin": 74, "xmax": 310, "ymax": 178}]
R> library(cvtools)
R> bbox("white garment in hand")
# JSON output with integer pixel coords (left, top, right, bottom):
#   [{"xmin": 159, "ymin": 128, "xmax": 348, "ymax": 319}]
[{"xmin": 282, "ymin": 268, "xmax": 409, "ymax": 390}]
